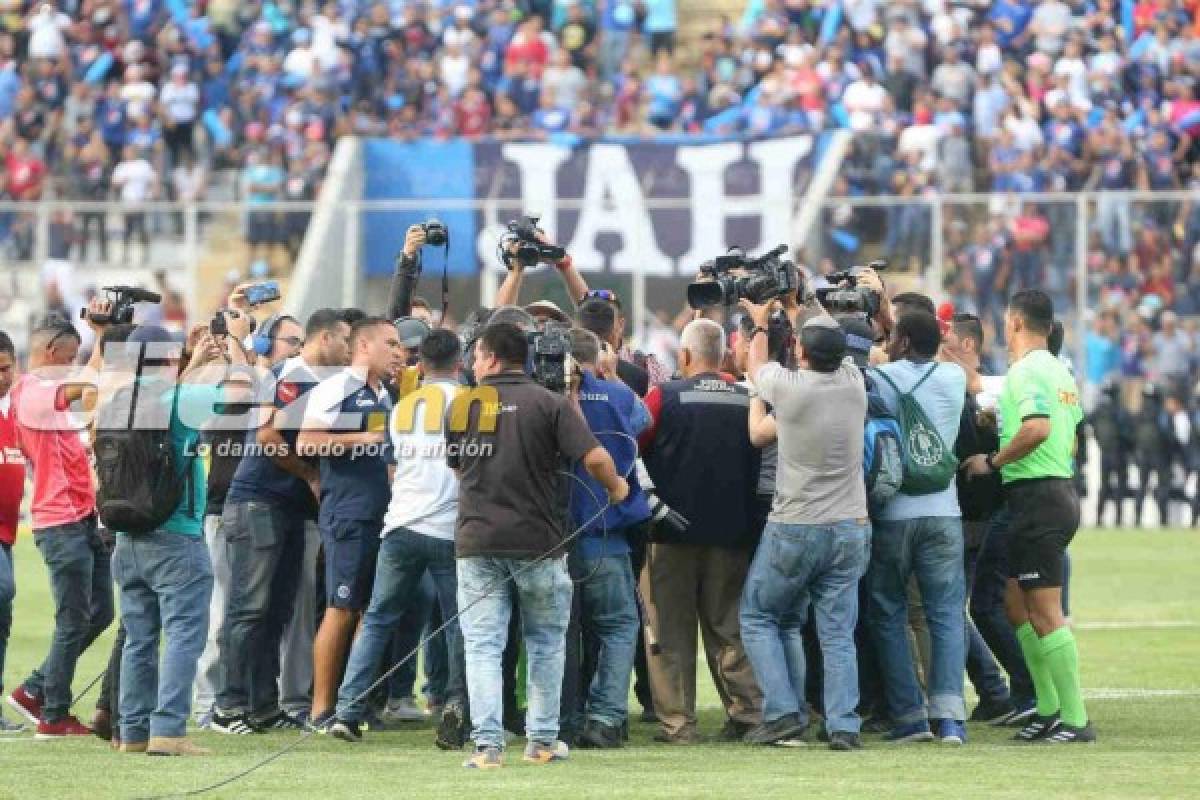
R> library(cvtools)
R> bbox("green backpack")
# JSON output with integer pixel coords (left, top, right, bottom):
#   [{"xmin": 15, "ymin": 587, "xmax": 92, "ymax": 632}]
[{"xmin": 871, "ymin": 364, "xmax": 958, "ymax": 496}]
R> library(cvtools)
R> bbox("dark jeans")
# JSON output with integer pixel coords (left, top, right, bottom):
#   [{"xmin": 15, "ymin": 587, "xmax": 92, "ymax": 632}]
[
  {"xmin": 968, "ymin": 507, "xmax": 1034, "ymax": 707},
  {"xmin": 388, "ymin": 570, "xmax": 436, "ymax": 702},
  {"xmin": 577, "ymin": 554, "xmax": 639, "ymax": 728},
  {"xmin": 215, "ymin": 500, "xmax": 304, "ymax": 716},
  {"xmin": 0, "ymin": 543, "xmax": 13, "ymax": 695},
  {"xmin": 336, "ymin": 529, "xmax": 465, "ymax": 722},
  {"xmin": 24, "ymin": 518, "xmax": 115, "ymax": 722},
  {"xmin": 97, "ymin": 623, "xmax": 126, "ymax": 718},
  {"xmin": 964, "ymin": 521, "xmax": 1010, "ymax": 706}
]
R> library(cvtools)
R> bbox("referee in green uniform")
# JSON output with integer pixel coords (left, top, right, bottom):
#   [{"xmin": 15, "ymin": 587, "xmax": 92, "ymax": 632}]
[{"xmin": 962, "ymin": 289, "xmax": 1095, "ymax": 744}]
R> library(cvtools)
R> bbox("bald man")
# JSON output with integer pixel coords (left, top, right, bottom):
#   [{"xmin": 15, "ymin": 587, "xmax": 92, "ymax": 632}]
[{"xmin": 637, "ymin": 319, "xmax": 763, "ymax": 744}]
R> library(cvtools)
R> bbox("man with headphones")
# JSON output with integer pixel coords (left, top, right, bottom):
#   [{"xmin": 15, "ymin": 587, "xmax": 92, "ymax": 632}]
[{"xmin": 209, "ymin": 308, "xmax": 351, "ymax": 734}]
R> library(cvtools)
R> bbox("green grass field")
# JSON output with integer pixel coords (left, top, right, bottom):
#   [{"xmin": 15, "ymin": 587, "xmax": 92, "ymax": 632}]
[{"xmin": 1, "ymin": 529, "xmax": 1198, "ymax": 800}]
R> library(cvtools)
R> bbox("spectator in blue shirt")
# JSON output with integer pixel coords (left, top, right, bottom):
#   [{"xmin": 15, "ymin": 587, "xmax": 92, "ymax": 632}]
[
  {"xmin": 642, "ymin": 0, "xmax": 677, "ymax": 56},
  {"xmin": 645, "ymin": 54, "xmax": 682, "ymax": 129}
]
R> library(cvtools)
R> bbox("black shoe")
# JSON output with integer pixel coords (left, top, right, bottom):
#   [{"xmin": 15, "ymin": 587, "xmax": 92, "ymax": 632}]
[
  {"xmin": 1013, "ymin": 713, "xmax": 1060, "ymax": 742},
  {"xmin": 306, "ymin": 710, "xmax": 335, "ymax": 733},
  {"xmin": 1041, "ymin": 722, "xmax": 1096, "ymax": 744},
  {"xmin": 653, "ymin": 728, "xmax": 706, "ymax": 745},
  {"xmin": 861, "ymin": 716, "xmax": 892, "ymax": 734},
  {"xmin": 639, "ymin": 708, "xmax": 658, "ymax": 724},
  {"xmin": 828, "ymin": 731, "xmax": 863, "ymax": 751},
  {"xmin": 743, "ymin": 714, "xmax": 806, "ymax": 746},
  {"xmin": 969, "ymin": 697, "xmax": 1016, "ymax": 725},
  {"xmin": 254, "ymin": 710, "xmax": 305, "ymax": 731},
  {"xmin": 209, "ymin": 711, "xmax": 260, "ymax": 735},
  {"xmin": 435, "ymin": 705, "xmax": 466, "ymax": 751},
  {"xmin": 717, "ymin": 718, "xmax": 754, "ymax": 742},
  {"xmin": 329, "ymin": 719, "xmax": 363, "ymax": 743},
  {"xmin": 578, "ymin": 720, "xmax": 624, "ymax": 749}
]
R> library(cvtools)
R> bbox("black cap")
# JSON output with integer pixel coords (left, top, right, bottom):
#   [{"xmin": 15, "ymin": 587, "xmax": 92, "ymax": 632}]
[
  {"xmin": 577, "ymin": 298, "xmax": 617, "ymax": 334},
  {"xmin": 800, "ymin": 316, "xmax": 847, "ymax": 366},
  {"xmin": 836, "ymin": 315, "xmax": 875, "ymax": 367}
]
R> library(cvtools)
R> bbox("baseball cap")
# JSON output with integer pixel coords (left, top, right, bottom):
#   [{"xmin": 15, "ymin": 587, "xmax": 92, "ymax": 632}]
[
  {"xmin": 836, "ymin": 315, "xmax": 875, "ymax": 368},
  {"xmin": 525, "ymin": 300, "xmax": 569, "ymax": 324},
  {"xmin": 799, "ymin": 316, "xmax": 847, "ymax": 366},
  {"xmin": 394, "ymin": 316, "xmax": 432, "ymax": 348}
]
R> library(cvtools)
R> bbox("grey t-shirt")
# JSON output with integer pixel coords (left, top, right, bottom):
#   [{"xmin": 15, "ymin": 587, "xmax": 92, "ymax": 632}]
[{"xmin": 754, "ymin": 361, "xmax": 868, "ymax": 525}]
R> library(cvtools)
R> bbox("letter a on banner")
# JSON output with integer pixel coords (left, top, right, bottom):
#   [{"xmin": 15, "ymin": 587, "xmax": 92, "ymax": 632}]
[{"xmin": 567, "ymin": 144, "xmax": 673, "ymax": 275}]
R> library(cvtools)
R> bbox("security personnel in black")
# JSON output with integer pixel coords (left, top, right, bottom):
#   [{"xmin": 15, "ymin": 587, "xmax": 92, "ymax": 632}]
[
  {"xmin": 1087, "ymin": 380, "xmax": 1133, "ymax": 527},
  {"xmin": 1133, "ymin": 383, "xmax": 1171, "ymax": 528}
]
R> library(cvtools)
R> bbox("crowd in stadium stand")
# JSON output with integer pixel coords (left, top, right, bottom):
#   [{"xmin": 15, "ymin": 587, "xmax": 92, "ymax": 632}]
[{"xmin": 3, "ymin": 0, "xmax": 1200, "ymax": 317}]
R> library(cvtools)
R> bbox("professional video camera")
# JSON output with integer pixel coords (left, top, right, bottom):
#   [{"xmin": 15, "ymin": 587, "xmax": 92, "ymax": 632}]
[
  {"xmin": 504, "ymin": 215, "xmax": 566, "ymax": 268},
  {"xmin": 815, "ymin": 260, "xmax": 888, "ymax": 318},
  {"xmin": 529, "ymin": 322, "xmax": 572, "ymax": 393},
  {"xmin": 80, "ymin": 285, "xmax": 162, "ymax": 325},
  {"xmin": 686, "ymin": 244, "xmax": 798, "ymax": 310}
]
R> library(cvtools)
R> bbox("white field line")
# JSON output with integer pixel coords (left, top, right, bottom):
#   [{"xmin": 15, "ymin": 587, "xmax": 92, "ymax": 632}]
[{"xmin": 1075, "ymin": 621, "xmax": 1200, "ymax": 630}]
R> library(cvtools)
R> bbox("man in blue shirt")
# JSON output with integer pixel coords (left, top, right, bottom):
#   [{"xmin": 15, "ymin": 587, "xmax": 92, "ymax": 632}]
[
  {"xmin": 299, "ymin": 317, "xmax": 402, "ymax": 726},
  {"xmin": 108, "ymin": 324, "xmax": 245, "ymax": 756},
  {"xmin": 567, "ymin": 329, "xmax": 650, "ymax": 749},
  {"xmin": 868, "ymin": 309, "xmax": 969, "ymax": 745},
  {"xmin": 209, "ymin": 309, "xmax": 350, "ymax": 735}
]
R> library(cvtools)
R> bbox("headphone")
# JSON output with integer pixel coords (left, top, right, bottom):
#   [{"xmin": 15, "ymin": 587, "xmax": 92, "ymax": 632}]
[{"xmin": 251, "ymin": 313, "xmax": 283, "ymax": 357}]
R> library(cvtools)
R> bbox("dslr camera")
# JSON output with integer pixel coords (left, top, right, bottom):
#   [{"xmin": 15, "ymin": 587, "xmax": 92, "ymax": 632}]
[
  {"xmin": 815, "ymin": 260, "xmax": 888, "ymax": 319},
  {"xmin": 210, "ymin": 309, "xmax": 256, "ymax": 337},
  {"xmin": 528, "ymin": 322, "xmax": 572, "ymax": 393},
  {"xmin": 504, "ymin": 215, "xmax": 566, "ymax": 268},
  {"xmin": 421, "ymin": 218, "xmax": 448, "ymax": 247},
  {"xmin": 686, "ymin": 244, "xmax": 798, "ymax": 310},
  {"xmin": 80, "ymin": 285, "xmax": 162, "ymax": 325}
]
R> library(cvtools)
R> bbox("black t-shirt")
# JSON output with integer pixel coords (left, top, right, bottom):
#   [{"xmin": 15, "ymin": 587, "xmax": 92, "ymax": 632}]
[
  {"xmin": 449, "ymin": 372, "xmax": 599, "ymax": 559},
  {"xmin": 616, "ymin": 358, "xmax": 649, "ymax": 398},
  {"xmin": 955, "ymin": 390, "xmax": 1002, "ymax": 521}
]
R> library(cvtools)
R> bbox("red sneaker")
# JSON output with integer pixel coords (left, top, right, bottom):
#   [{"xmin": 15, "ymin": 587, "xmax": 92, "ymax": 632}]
[
  {"xmin": 6, "ymin": 687, "xmax": 43, "ymax": 726},
  {"xmin": 35, "ymin": 715, "xmax": 93, "ymax": 740}
]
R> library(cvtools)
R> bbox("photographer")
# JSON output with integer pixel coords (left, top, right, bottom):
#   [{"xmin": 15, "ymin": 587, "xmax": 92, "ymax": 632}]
[
  {"xmin": 6, "ymin": 307, "xmax": 116, "ymax": 738},
  {"xmin": 104, "ymin": 323, "xmax": 246, "ymax": 756},
  {"xmin": 494, "ymin": 220, "xmax": 589, "ymax": 315},
  {"xmin": 386, "ymin": 225, "xmax": 430, "ymax": 321},
  {"xmin": 565, "ymin": 328, "xmax": 651, "ymax": 749},
  {"xmin": 637, "ymin": 318, "xmax": 762, "ymax": 745},
  {"xmin": 449, "ymin": 322, "xmax": 627, "ymax": 768},
  {"xmin": 738, "ymin": 299, "xmax": 870, "ymax": 750}
]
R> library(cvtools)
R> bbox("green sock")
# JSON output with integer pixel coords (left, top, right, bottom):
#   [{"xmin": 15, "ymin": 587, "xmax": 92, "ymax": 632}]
[
  {"xmin": 1040, "ymin": 627, "xmax": 1088, "ymax": 727},
  {"xmin": 1016, "ymin": 622, "xmax": 1059, "ymax": 717}
]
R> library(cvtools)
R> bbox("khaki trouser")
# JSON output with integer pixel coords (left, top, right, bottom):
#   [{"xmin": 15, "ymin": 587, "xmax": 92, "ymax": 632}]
[{"xmin": 639, "ymin": 542, "xmax": 762, "ymax": 737}]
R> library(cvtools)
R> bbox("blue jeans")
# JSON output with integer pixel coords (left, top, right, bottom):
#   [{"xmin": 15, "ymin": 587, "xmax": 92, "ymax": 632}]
[
  {"xmin": 867, "ymin": 517, "xmax": 967, "ymax": 723},
  {"xmin": 336, "ymin": 529, "xmax": 465, "ymax": 721},
  {"xmin": 389, "ymin": 569, "xmax": 436, "ymax": 701},
  {"xmin": 969, "ymin": 507, "xmax": 1034, "ymax": 707},
  {"xmin": 741, "ymin": 521, "xmax": 870, "ymax": 734},
  {"xmin": 578, "ymin": 555, "xmax": 639, "ymax": 728},
  {"xmin": 964, "ymin": 521, "xmax": 1011, "ymax": 706},
  {"xmin": 0, "ymin": 543, "xmax": 13, "ymax": 695},
  {"xmin": 24, "ymin": 518, "xmax": 115, "ymax": 722},
  {"xmin": 114, "ymin": 532, "xmax": 213, "ymax": 741},
  {"xmin": 215, "ymin": 500, "xmax": 304, "ymax": 716},
  {"xmin": 457, "ymin": 555, "xmax": 573, "ymax": 749}
]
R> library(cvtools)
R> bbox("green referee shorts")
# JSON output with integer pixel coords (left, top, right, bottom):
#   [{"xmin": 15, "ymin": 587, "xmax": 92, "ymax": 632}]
[{"xmin": 1004, "ymin": 478, "xmax": 1080, "ymax": 590}]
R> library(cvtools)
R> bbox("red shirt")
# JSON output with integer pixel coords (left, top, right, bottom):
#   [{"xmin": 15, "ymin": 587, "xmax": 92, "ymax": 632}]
[
  {"xmin": 5, "ymin": 153, "xmax": 46, "ymax": 200},
  {"xmin": 455, "ymin": 97, "xmax": 492, "ymax": 137},
  {"xmin": 10, "ymin": 374, "xmax": 95, "ymax": 531},
  {"xmin": 0, "ymin": 398, "xmax": 26, "ymax": 546},
  {"xmin": 1012, "ymin": 215, "xmax": 1049, "ymax": 252},
  {"xmin": 505, "ymin": 34, "xmax": 549, "ymax": 75}
]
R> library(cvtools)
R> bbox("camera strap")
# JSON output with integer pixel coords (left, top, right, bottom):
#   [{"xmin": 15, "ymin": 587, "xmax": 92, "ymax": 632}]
[{"xmin": 439, "ymin": 233, "xmax": 450, "ymax": 327}]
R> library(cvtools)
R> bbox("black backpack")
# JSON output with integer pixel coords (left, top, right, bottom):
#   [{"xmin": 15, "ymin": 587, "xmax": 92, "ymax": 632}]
[{"xmin": 94, "ymin": 381, "xmax": 194, "ymax": 534}]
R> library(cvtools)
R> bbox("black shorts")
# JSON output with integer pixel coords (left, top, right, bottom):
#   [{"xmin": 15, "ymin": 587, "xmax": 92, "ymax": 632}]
[
  {"xmin": 320, "ymin": 518, "xmax": 380, "ymax": 611},
  {"xmin": 1005, "ymin": 478, "xmax": 1080, "ymax": 590}
]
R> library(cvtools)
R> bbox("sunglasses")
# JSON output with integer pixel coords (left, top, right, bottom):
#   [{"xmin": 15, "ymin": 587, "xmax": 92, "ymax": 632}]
[
  {"xmin": 584, "ymin": 289, "xmax": 621, "ymax": 309},
  {"xmin": 274, "ymin": 335, "xmax": 304, "ymax": 349}
]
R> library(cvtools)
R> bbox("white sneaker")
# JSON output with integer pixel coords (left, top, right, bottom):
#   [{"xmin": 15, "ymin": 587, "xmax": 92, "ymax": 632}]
[{"xmin": 380, "ymin": 697, "xmax": 425, "ymax": 723}]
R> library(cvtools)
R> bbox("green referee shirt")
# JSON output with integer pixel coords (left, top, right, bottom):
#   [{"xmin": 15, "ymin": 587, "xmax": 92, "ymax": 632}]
[{"xmin": 997, "ymin": 349, "xmax": 1083, "ymax": 483}]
